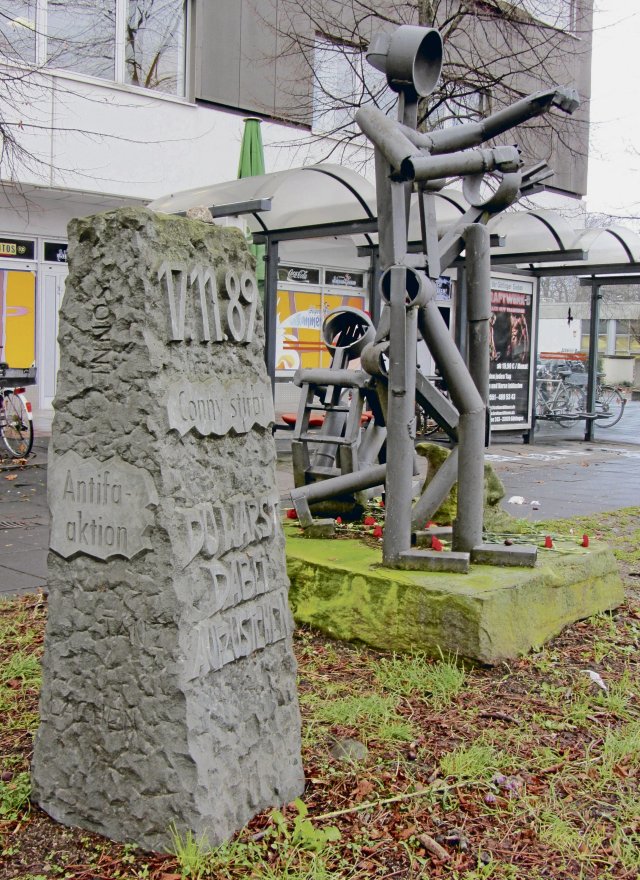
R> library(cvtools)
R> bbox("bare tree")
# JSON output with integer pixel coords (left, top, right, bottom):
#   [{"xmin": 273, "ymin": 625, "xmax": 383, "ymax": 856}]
[{"xmin": 264, "ymin": 0, "xmax": 591, "ymax": 184}]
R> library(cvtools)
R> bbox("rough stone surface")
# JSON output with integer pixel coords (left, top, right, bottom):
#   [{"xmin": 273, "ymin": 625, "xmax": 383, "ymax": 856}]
[
  {"xmin": 285, "ymin": 527, "xmax": 624, "ymax": 663},
  {"xmin": 31, "ymin": 208, "xmax": 304, "ymax": 851}
]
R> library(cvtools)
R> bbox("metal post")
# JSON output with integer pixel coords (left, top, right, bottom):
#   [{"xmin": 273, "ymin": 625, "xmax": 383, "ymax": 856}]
[
  {"xmin": 526, "ymin": 275, "xmax": 542, "ymax": 445},
  {"xmin": 455, "ymin": 267, "xmax": 468, "ymax": 360},
  {"xmin": 264, "ymin": 238, "xmax": 279, "ymax": 393},
  {"xmin": 585, "ymin": 281, "xmax": 601, "ymax": 442},
  {"xmin": 465, "ymin": 225, "xmax": 491, "ymax": 406},
  {"xmin": 369, "ymin": 249, "xmax": 381, "ymax": 326},
  {"xmin": 383, "ymin": 265, "xmax": 417, "ymax": 562},
  {"xmin": 416, "ymin": 301, "xmax": 485, "ymax": 552}
]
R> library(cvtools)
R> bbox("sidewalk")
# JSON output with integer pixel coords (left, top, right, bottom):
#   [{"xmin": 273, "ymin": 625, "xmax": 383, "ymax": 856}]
[{"xmin": 2, "ymin": 403, "xmax": 639, "ymax": 598}]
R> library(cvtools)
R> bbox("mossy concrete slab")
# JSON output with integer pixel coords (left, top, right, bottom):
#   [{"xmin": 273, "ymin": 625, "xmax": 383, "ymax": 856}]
[{"xmin": 285, "ymin": 531, "xmax": 624, "ymax": 664}]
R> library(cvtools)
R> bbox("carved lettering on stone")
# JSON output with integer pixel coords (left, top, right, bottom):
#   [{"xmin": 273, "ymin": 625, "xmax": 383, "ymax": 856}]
[
  {"xmin": 31, "ymin": 208, "xmax": 304, "ymax": 853},
  {"xmin": 49, "ymin": 450, "xmax": 158, "ymax": 560},
  {"xmin": 166, "ymin": 378, "xmax": 275, "ymax": 437}
]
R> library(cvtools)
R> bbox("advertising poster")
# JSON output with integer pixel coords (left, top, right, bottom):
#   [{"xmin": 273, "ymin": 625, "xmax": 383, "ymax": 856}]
[
  {"xmin": 276, "ymin": 285, "xmax": 365, "ymax": 373},
  {"xmin": 0, "ymin": 269, "xmax": 36, "ymax": 368},
  {"xmin": 489, "ymin": 278, "xmax": 535, "ymax": 429}
]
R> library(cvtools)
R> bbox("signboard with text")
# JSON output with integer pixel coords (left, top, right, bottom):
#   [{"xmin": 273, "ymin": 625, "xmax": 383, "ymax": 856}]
[{"xmin": 489, "ymin": 278, "xmax": 535, "ymax": 430}]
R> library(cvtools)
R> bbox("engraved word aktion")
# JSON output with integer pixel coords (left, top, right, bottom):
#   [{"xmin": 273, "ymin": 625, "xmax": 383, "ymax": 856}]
[{"xmin": 49, "ymin": 451, "xmax": 158, "ymax": 561}]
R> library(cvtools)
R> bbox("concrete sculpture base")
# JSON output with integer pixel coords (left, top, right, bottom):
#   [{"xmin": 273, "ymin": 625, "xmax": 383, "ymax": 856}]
[{"xmin": 286, "ymin": 532, "xmax": 624, "ymax": 663}]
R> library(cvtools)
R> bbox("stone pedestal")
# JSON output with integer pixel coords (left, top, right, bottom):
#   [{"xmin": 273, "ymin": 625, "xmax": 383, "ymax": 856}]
[{"xmin": 31, "ymin": 208, "xmax": 304, "ymax": 851}]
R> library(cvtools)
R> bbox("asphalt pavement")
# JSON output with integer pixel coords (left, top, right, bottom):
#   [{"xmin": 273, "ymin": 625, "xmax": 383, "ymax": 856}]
[{"xmin": 1, "ymin": 402, "xmax": 639, "ymax": 598}]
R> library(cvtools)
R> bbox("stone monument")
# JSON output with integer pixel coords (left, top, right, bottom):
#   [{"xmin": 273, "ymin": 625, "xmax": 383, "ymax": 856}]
[{"xmin": 31, "ymin": 208, "xmax": 304, "ymax": 850}]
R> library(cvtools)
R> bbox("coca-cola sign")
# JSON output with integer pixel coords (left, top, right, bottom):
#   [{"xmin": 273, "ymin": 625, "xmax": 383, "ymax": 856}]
[{"xmin": 278, "ymin": 265, "xmax": 320, "ymax": 285}]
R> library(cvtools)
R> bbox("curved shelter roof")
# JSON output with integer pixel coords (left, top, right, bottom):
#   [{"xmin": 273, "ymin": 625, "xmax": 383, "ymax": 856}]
[{"xmin": 149, "ymin": 163, "xmax": 640, "ymax": 277}]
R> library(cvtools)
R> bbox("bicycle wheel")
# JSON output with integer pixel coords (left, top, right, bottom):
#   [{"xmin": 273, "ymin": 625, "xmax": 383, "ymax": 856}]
[
  {"xmin": 1, "ymin": 391, "xmax": 34, "ymax": 457},
  {"xmin": 595, "ymin": 386, "xmax": 625, "ymax": 428},
  {"xmin": 555, "ymin": 386, "xmax": 585, "ymax": 428}
]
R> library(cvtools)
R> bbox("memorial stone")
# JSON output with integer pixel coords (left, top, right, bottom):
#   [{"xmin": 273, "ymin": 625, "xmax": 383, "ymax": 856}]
[{"xmin": 31, "ymin": 208, "xmax": 304, "ymax": 851}]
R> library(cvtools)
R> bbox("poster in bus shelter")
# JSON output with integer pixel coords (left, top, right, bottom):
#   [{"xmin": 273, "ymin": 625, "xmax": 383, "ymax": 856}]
[
  {"xmin": 276, "ymin": 289, "xmax": 365, "ymax": 373},
  {"xmin": 489, "ymin": 278, "xmax": 535, "ymax": 429},
  {"xmin": 0, "ymin": 269, "xmax": 36, "ymax": 368}
]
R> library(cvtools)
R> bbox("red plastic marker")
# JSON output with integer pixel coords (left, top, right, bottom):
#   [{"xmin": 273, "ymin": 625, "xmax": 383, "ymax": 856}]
[
  {"xmin": 581, "ymin": 534, "xmax": 589, "ymax": 548},
  {"xmin": 544, "ymin": 535, "xmax": 553, "ymax": 549}
]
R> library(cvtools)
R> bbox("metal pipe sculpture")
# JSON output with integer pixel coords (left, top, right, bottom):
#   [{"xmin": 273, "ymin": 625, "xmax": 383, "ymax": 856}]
[{"xmin": 290, "ymin": 24, "xmax": 579, "ymax": 571}]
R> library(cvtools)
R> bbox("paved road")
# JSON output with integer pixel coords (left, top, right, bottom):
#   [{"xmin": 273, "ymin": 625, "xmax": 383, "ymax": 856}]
[{"xmin": 2, "ymin": 402, "xmax": 638, "ymax": 597}]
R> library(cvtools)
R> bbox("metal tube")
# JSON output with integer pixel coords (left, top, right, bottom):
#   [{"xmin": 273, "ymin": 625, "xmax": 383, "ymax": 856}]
[
  {"xmin": 383, "ymin": 265, "xmax": 416, "ymax": 562},
  {"xmin": 290, "ymin": 464, "xmax": 387, "ymax": 504},
  {"xmin": 404, "ymin": 146, "xmax": 521, "ymax": 183},
  {"xmin": 293, "ymin": 369, "xmax": 367, "ymax": 389},
  {"xmin": 410, "ymin": 446, "xmax": 459, "ymax": 530},
  {"xmin": 465, "ymin": 224, "xmax": 491, "ymax": 406},
  {"xmin": 417, "ymin": 301, "xmax": 484, "ymax": 416},
  {"xmin": 356, "ymin": 107, "xmax": 420, "ymax": 178},
  {"xmin": 453, "ymin": 408, "xmax": 486, "ymax": 552},
  {"xmin": 264, "ymin": 239, "xmax": 279, "ymax": 391},
  {"xmin": 585, "ymin": 282, "xmax": 602, "ymax": 442}
]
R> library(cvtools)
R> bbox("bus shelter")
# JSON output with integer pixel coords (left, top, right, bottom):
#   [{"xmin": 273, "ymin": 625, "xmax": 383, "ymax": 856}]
[{"xmin": 149, "ymin": 164, "xmax": 640, "ymax": 441}]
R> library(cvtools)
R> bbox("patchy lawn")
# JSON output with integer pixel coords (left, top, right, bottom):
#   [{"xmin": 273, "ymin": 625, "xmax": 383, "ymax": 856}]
[{"xmin": 1, "ymin": 508, "xmax": 639, "ymax": 880}]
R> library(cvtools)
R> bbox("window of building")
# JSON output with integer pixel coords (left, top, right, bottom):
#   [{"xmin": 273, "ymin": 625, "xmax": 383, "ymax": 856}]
[
  {"xmin": 614, "ymin": 319, "xmax": 640, "ymax": 355},
  {"xmin": 46, "ymin": 1, "xmax": 116, "ymax": 80},
  {"xmin": 580, "ymin": 317, "xmax": 607, "ymax": 354},
  {"xmin": 516, "ymin": 0, "xmax": 576, "ymax": 32},
  {"xmin": 0, "ymin": 1, "xmax": 37, "ymax": 63},
  {"xmin": 125, "ymin": 0, "xmax": 187, "ymax": 94},
  {"xmin": 312, "ymin": 36, "xmax": 391, "ymax": 136},
  {"xmin": 0, "ymin": 0, "xmax": 188, "ymax": 96},
  {"xmin": 427, "ymin": 90, "xmax": 490, "ymax": 130}
]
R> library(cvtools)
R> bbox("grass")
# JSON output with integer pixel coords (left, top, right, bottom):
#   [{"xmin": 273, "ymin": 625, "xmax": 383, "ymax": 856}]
[
  {"xmin": 2, "ymin": 506, "xmax": 640, "ymax": 878},
  {"xmin": 371, "ymin": 650, "xmax": 466, "ymax": 707},
  {"xmin": 299, "ymin": 691, "xmax": 417, "ymax": 746}
]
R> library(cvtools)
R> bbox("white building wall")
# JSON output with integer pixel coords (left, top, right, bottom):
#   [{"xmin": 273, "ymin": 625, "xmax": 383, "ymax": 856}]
[{"xmin": 537, "ymin": 318, "xmax": 582, "ymax": 355}]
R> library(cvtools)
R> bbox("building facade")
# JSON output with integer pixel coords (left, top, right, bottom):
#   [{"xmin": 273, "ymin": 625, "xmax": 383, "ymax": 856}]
[{"xmin": 0, "ymin": 0, "xmax": 593, "ymax": 425}]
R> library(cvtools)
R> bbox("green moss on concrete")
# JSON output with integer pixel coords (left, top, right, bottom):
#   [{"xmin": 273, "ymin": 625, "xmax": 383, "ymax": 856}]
[
  {"xmin": 285, "ymin": 529, "xmax": 624, "ymax": 663},
  {"xmin": 415, "ymin": 442, "xmax": 505, "ymax": 525}
]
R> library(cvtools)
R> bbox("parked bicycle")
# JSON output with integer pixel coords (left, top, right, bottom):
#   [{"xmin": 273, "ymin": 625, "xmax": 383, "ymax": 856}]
[
  {"xmin": 0, "ymin": 362, "xmax": 36, "ymax": 458},
  {"xmin": 535, "ymin": 361, "xmax": 626, "ymax": 428}
]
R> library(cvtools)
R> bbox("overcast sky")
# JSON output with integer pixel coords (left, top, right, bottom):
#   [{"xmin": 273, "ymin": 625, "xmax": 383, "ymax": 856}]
[{"xmin": 587, "ymin": 2, "xmax": 640, "ymax": 220}]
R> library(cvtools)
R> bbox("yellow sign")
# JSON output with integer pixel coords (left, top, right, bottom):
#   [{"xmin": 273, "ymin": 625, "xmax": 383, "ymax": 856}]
[
  {"xmin": 0, "ymin": 243, "xmax": 17, "ymax": 256},
  {"xmin": 1, "ymin": 270, "xmax": 36, "ymax": 367},
  {"xmin": 276, "ymin": 289, "xmax": 365, "ymax": 371}
]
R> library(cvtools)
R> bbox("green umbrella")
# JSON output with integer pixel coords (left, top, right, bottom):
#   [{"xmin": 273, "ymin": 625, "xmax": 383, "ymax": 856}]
[{"xmin": 238, "ymin": 118, "xmax": 265, "ymax": 288}]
